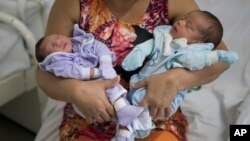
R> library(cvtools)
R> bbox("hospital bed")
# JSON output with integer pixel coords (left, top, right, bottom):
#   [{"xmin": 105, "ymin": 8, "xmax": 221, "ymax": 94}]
[
  {"xmin": 0, "ymin": 10, "xmax": 36, "ymax": 106},
  {"xmin": 9, "ymin": 0, "xmax": 246, "ymax": 140},
  {"xmin": 0, "ymin": 0, "xmax": 54, "ymax": 133}
]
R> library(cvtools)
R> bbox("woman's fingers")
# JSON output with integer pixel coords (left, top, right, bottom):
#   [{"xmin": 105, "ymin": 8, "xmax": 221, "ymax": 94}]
[
  {"xmin": 102, "ymin": 76, "xmax": 120, "ymax": 88},
  {"xmin": 149, "ymin": 106, "xmax": 157, "ymax": 120},
  {"xmin": 100, "ymin": 112, "xmax": 111, "ymax": 122},
  {"xmin": 85, "ymin": 107, "xmax": 111, "ymax": 124},
  {"xmin": 101, "ymin": 77, "xmax": 118, "ymax": 120},
  {"xmin": 135, "ymin": 72, "xmax": 178, "ymax": 121},
  {"xmin": 85, "ymin": 115, "xmax": 94, "ymax": 124},
  {"xmin": 99, "ymin": 102, "xmax": 114, "ymax": 122},
  {"xmin": 154, "ymin": 107, "xmax": 165, "ymax": 121},
  {"xmin": 139, "ymin": 98, "xmax": 149, "ymax": 108},
  {"xmin": 106, "ymin": 103, "xmax": 115, "ymax": 117},
  {"xmin": 94, "ymin": 114, "xmax": 105, "ymax": 123},
  {"xmin": 130, "ymin": 78, "xmax": 147, "ymax": 89},
  {"xmin": 94, "ymin": 101, "xmax": 114, "ymax": 123},
  {"xmin": 164, "ymin": 108, "xmax": 171, "ymax": 120},
  {"xmin": 139, "ymin": 94, "xmax": 161, "ymax": 120}
]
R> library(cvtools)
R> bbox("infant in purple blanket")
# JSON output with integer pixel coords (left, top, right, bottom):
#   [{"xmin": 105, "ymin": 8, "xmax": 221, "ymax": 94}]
[{"xmin": 35, "ymin": 24, "xmax": 144, "ymax": 140}]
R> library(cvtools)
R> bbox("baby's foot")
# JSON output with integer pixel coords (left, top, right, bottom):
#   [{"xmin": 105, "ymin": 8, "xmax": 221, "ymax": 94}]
[
  {"xmin": 114, "ymin": 98, "xmax": 144, "ymax": 126},
  {"xmin": 101, "ymin": 67, "xmax": 117, "ymax": 79}
]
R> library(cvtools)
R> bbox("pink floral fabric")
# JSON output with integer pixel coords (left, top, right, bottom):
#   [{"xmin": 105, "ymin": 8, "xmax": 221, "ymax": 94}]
[{"xmin": 79, "ymin": 0, "xmax": 169, "ymax": 65}]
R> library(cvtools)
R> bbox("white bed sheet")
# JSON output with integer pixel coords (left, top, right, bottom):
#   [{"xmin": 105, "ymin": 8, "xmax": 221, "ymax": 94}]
[
  {"xmin": 0, "ymin": 0, "xmax": 44, "ymax": 79},
  {"xmin": 0, "ymin": 23, "xmax": 30, "ymax": 79},
  {"xmin": 181, "ymin": 0, "xmax": 250, "ymax": 141}
]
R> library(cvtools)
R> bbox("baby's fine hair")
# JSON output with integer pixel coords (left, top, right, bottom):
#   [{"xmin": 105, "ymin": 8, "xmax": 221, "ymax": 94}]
[
  {"xmin": 195, "ymin": 10, "xmax": 223, "ymax": 47},
  {"xmin": 35, "ymin": 36, "xmax": 45, "ymax": 62}
]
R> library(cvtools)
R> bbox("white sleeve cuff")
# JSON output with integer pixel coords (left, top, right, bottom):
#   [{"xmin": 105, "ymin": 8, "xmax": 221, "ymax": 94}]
[
  {"xmin": 208, "ymin": 51, "xmax": 219, "ymax": 64},
  {"xmin": 114, "ymin": 98, "xmax": 127, "ymax": 111},
  {"xmin": 93, "ymin": 68, "xmax": 101, "ymax": 79},
  {"xmin": 81, "ymin": 68, "xmax": 90, "ymax": 80}
]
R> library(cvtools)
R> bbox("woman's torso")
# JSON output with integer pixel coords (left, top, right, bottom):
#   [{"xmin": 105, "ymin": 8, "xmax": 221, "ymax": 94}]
[
  {"xmin": 79, "ymin": 0, "xmax": 170, "ymax": 83},
  {"xmin": 59, "ymin": 1, "xmax": 188, "ymax": 141}
]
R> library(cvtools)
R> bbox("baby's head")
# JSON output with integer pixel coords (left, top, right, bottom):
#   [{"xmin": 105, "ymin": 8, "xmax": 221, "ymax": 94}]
[
  {"xmin": 170, "ymin": 10, "xmax": 223, "ymax": 47},
  {"xmin": 35, "ymin": 34, "xmax": 73, "ymax": 62}
]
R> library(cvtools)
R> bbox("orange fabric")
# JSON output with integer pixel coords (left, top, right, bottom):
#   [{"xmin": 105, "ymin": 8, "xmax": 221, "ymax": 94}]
[
  {"xmin": 68, "ymin": 131, "xmax": 179, "ymax": 141},
  {"xmin": 60, "ymin": 104, "xmax": 187, "ymax": 141},
  {"xmin": 136, "ymin": 131, "xmax": 179, "ymax": 141}
]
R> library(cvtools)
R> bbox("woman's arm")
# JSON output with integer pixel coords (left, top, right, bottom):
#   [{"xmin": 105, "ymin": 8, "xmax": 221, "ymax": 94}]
[
  {"xmin": 45, "ymin": 0, "xmax": 79, "ymax": 36},
  {"xmin": 36, "ymin": 0, "xmax": 116, "ymax": 123},
  {"xmin": 132, "ymin": 0, "xmax": 230, "ymax": 120}
]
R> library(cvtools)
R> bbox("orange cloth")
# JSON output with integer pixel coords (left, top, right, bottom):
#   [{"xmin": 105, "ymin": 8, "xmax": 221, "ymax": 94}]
[
  {"xmin": 60, "ymin": 104, "xmax": 187, "ymax": 141},
  {"xmin": 68, "ymin": 131, "xmax": 179, "ymax": 141},
  {"xmin": 136, "ymin": 131, "xmax": 179, "ymax": 141}
]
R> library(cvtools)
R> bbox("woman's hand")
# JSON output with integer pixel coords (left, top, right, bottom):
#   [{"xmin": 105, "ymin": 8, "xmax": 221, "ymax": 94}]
[
  {"xmin": 72, "ymin": 76, "xmax": 120, "ymax": 124},
  {"xmin": 130, "ymin": 70, "xmax": 179, "ymax": 121}
]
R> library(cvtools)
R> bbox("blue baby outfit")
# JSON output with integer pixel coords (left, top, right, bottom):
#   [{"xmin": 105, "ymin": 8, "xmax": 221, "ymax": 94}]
[{"xmin": 122, "ymin": 25, "xmax": 238, "ymax": 138}]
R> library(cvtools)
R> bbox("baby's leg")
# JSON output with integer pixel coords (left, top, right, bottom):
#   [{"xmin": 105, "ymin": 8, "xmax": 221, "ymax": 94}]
[
  {"xmin": 112, "ymin": 126, "xmax": 134, "ymax": 141},
  {"xmin": 113, "ymin": 97, "xmax": 144, "ymax": 126}
]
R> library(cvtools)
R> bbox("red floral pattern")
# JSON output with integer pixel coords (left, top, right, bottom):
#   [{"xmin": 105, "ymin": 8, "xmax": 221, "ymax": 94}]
[{"xmin": 80, "ymin": 0, "xmax": 169, "ymax": 65}]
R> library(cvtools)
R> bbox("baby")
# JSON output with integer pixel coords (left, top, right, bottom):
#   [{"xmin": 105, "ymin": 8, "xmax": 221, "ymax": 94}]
[
  {"xmin": 35, "ymin": 24, "xmax": 144, "ymax": 141},
  {"xmin": 121, "ymin": 10, "xmax": 239, "ymax": 140}
]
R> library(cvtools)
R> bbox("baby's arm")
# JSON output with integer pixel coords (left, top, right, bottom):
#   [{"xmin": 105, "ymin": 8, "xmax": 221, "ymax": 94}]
[
  {"xmin": 99, "ymin": 55, "xmax": 117, "ymax": 79},
  {"xmin": 174, "ymin": 46, "xmax": 238, "ymax": 71},
  {"xmin": 122, "ymin": 39, "xmax": 155, "ymax": 71},
  {"xmin": 39, "ymin": 55, "xmax": 101, "ymax": 80},
  {"xmin": 94, "ymin": 40, "xmax": 117, "ymax": 79}
]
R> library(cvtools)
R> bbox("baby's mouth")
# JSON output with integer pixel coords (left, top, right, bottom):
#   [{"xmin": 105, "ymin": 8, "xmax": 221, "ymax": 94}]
[
  {"xmin": 172, "ymin": 26, "xmax": 177, "ymax": 32},
  {"xmin": 63, "ymin": 43, "xmax": 67, "ymax": 50},
  {"xmin": 170, "ymin": 26, "xmax": 177, "ymax": 35}
]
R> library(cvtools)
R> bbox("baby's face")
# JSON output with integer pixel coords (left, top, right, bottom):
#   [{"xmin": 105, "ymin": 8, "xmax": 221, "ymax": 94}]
[
  {"xmin": 40, "ymin": 34, "xmax": 73, "ymax": 57},
  {"xmin": 170, "ymin": 11, "xmax": 209, "ymax": 44}
]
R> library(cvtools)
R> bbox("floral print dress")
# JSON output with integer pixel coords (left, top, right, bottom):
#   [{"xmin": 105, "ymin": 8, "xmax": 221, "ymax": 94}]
[{"xmin": 59, "ymin": 0, "xmax": 188, "ymax": 141}]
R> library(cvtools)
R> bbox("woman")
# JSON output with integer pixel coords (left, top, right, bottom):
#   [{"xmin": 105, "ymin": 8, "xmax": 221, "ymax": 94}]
[{"xmin": 36, "ymin": 0, "xmax": 229, "ymax": 140}]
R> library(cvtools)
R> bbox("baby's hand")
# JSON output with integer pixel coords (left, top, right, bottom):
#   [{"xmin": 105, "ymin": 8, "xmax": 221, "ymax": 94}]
[
  {"xmin": 217, "ymin": 50, "xmax": 239, "ymax": 64},
  {"xmin": 99, "ymin": 55, "xmax": 117, "ymax": 79},
  {"xmin": 100, "ymin": 67, "xmax": 117, "ymax": 79}
]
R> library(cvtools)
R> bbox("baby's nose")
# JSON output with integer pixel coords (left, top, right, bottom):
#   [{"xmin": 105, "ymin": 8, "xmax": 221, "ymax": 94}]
[
  {"xmin": 56, "ymin": 40, "xmax": 63, "ymax": 47},
  {"xmin": 179, "ymin": 20, "xmax": 185, "ymax": 26}
]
